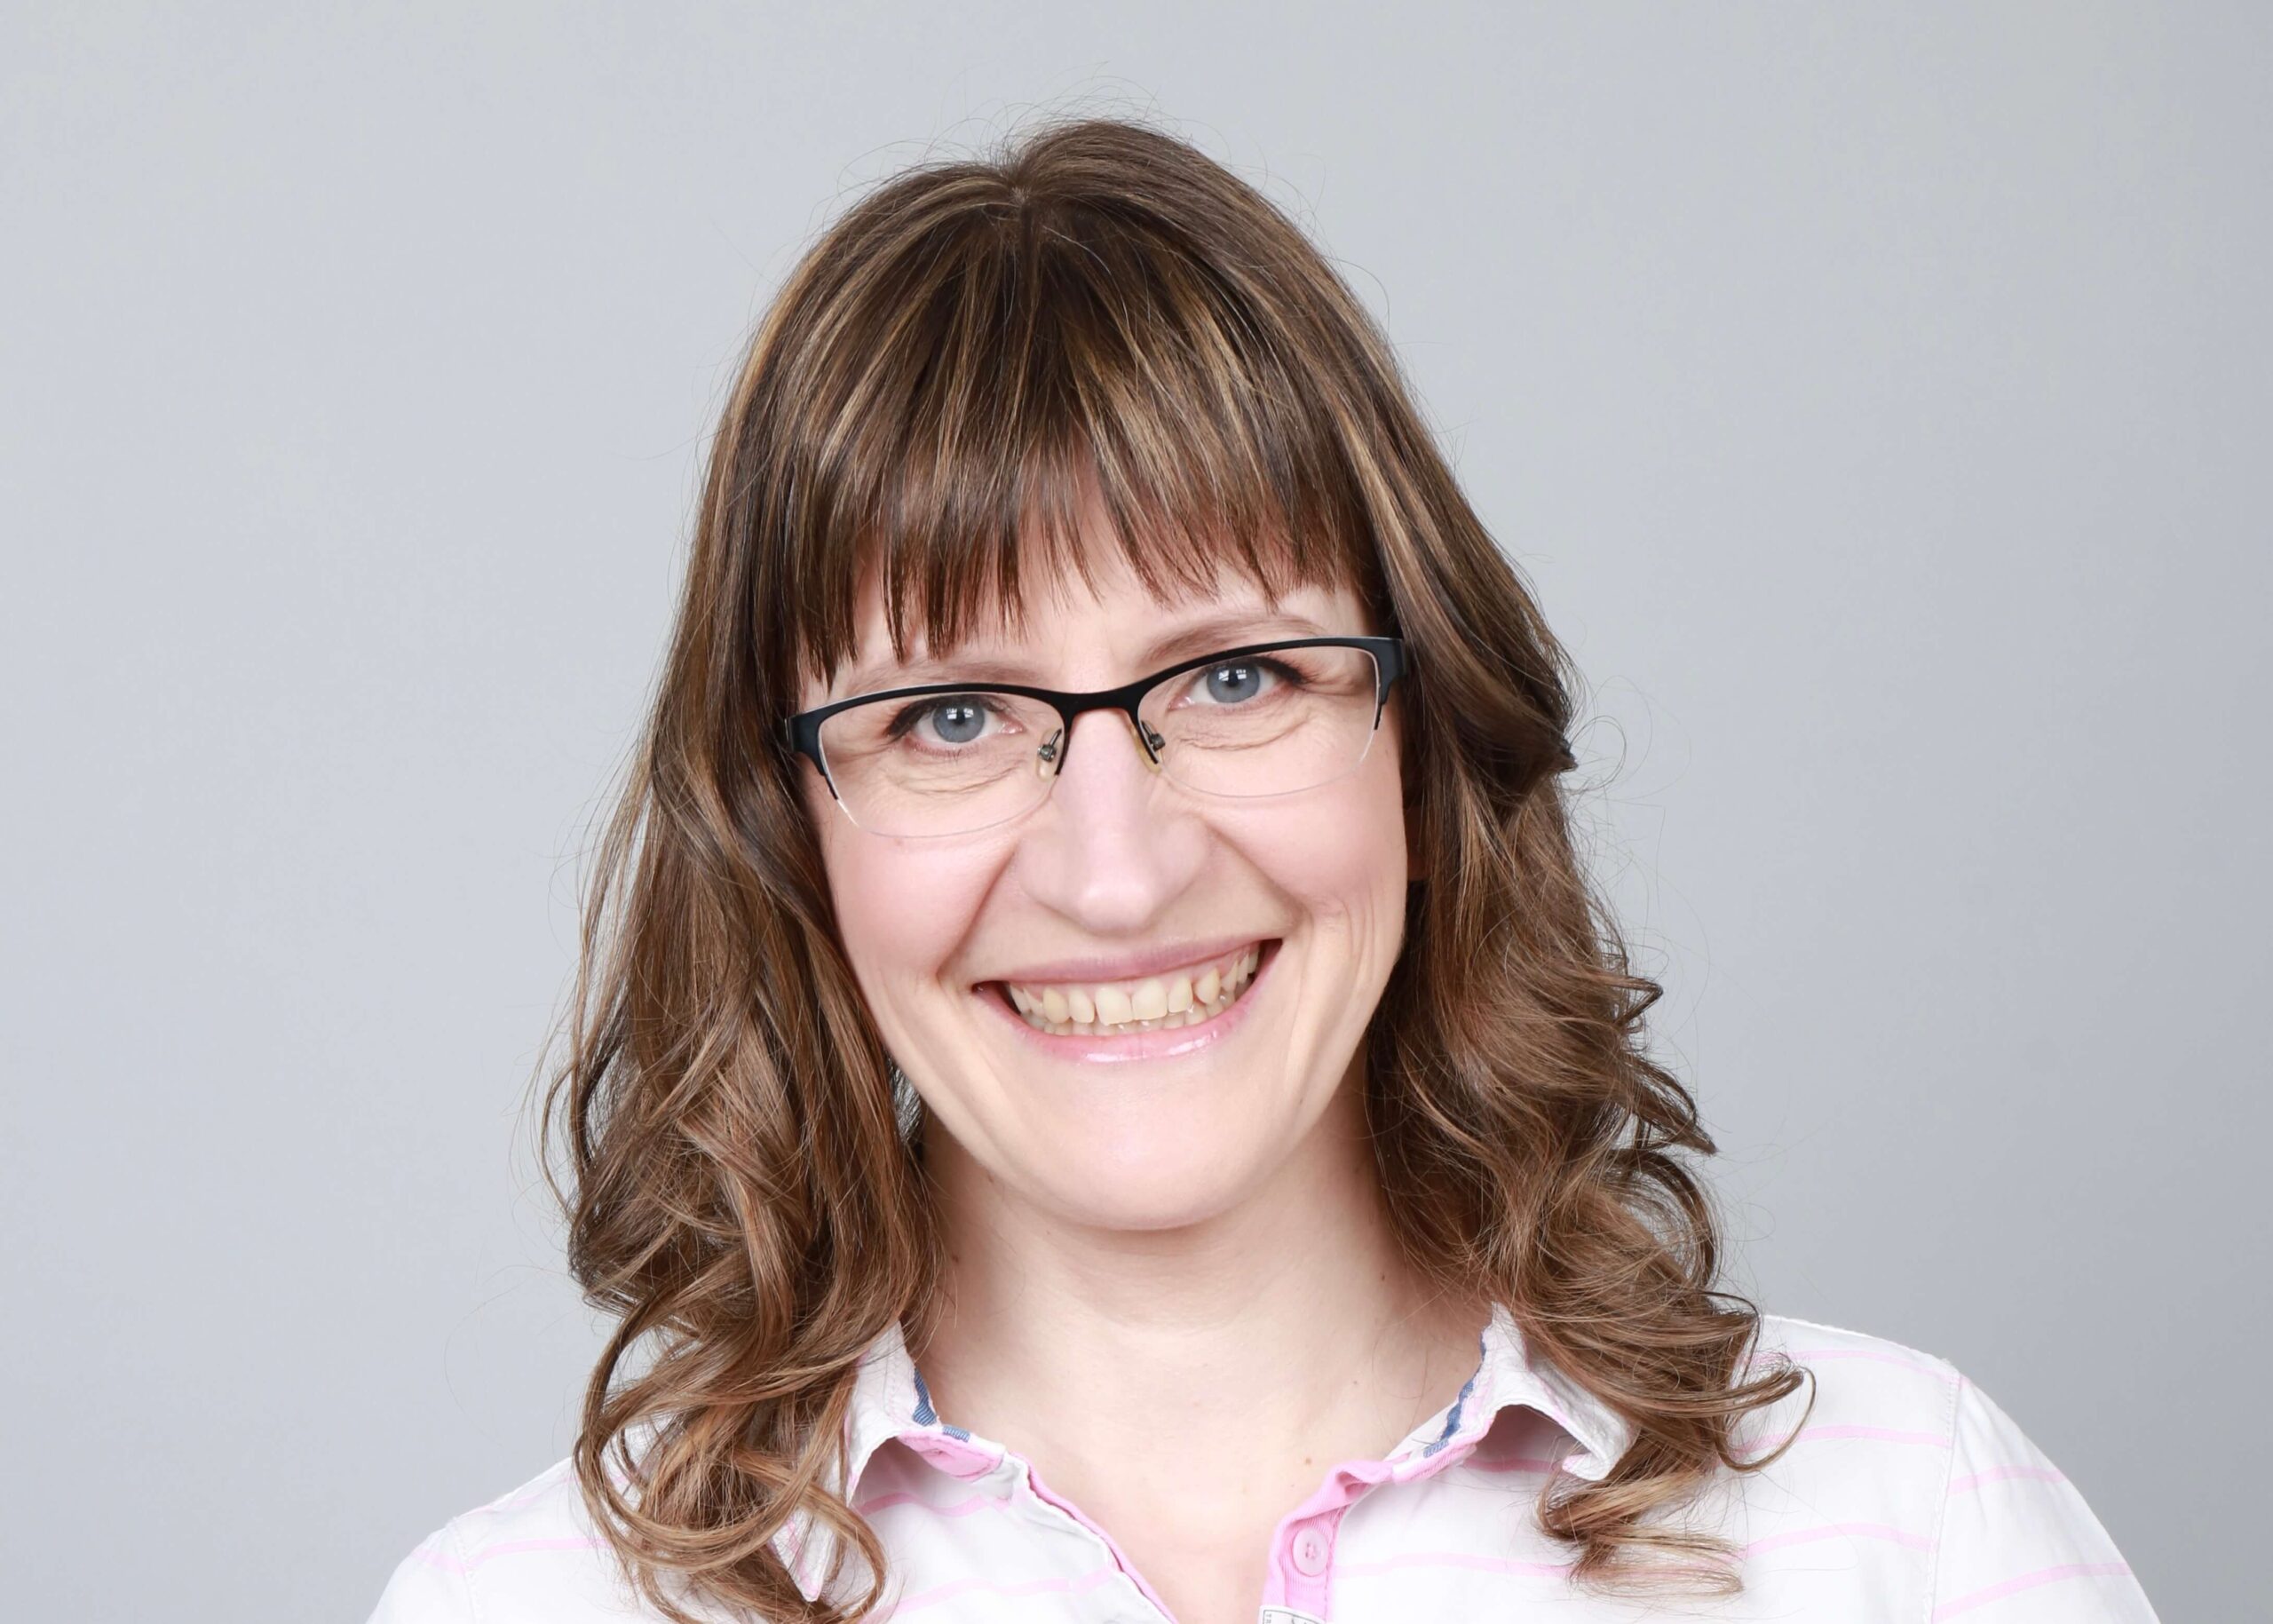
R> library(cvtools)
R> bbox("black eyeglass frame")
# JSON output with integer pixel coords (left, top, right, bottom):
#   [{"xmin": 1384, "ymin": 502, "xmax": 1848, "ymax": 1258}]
[{"xmin": 781, "ymin": 635, "xmax": 1409, "ymax": 813}]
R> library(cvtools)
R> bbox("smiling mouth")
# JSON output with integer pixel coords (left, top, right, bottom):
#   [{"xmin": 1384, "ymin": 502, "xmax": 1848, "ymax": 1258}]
[{"xmin": 983, "ymin": 939, "xmax": 1278, "ymax": 1038}]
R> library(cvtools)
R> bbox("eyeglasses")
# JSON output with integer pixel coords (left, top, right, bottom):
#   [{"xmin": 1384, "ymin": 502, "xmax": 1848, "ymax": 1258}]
[{"xmin": 782, "ymin": 636, "xmax": 1408, "ymax": 838}]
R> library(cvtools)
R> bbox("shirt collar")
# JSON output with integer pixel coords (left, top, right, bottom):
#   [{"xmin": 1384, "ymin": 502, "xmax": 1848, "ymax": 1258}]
[
  {"xmin": 771, "ymin": 1299, "xmax": 1635, "ymax": 1597},
  {"xmin": 1380, "ymin": 1300, "xmax": 1635, "ymax": 1480}
]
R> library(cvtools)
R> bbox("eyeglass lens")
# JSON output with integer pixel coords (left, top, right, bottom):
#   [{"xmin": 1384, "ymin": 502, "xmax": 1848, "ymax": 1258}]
[{"xmin": 815, "ymin": 644, "xmax": 1385, "ymax": 837}]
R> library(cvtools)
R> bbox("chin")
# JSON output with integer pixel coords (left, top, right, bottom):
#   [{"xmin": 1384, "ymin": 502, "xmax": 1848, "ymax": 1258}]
[{"xmin": 1026, "ymin": 1144, "xmax": 1259, "ymax": 1232}]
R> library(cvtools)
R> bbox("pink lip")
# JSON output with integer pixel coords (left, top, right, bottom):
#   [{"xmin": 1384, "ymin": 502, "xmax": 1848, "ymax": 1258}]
[{"xmin": 979, "ymin": 939, "xmax": 1281, "ymax": 1065}]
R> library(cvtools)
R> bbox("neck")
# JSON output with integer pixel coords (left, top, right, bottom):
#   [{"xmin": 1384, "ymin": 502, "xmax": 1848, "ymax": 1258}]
[{"xmin": 906, "ymin": 1072, "xmax": 1492, "ymax": 1498}]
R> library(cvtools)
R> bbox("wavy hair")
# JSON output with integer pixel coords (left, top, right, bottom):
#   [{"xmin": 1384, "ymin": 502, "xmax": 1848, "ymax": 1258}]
[{"xmin": 537, "ymin": 112, "xmax": 1811, "ymax": 1623}]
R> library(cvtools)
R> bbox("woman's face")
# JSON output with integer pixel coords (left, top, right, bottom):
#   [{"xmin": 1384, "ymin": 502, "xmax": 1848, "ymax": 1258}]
[{"xmin": 795, "ymin": 539, "xmax": 1414, "ymax": 1232}]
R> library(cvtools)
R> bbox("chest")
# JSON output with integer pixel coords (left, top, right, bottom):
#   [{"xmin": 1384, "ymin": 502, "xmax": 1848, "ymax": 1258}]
[
  {"xmin": 841, "ymin": 1423, "xmax": 1928, "ymax": 1624},
  {"xmin": 1084, "ymin": 1506, "xmax": 1278, "ymax": 1624},
  {"xmin": 855, "ymin": 1435, "xmax": 1532, "ymax": 1623}
]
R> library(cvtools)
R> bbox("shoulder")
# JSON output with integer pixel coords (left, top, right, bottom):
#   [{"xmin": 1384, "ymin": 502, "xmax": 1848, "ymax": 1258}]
[
  {"xmin": 1748, "ymin": 1310, "xmax": 1969, "ymax": 1431},
  {"xmin": 1725, "ymin": 1312, "xmax": 1968, "ymax": 1501},
  {"xmin": 366, "ymin": 1458, "xmax": 653, "ymax": 1624},
  {"xmin": 1737, "ymin": 1313, "xmax": 2158, "ymax": 1619},
  {"xmin": 1746, "ymin": 1309, "xmax": 2100, "ymax": 1465}
]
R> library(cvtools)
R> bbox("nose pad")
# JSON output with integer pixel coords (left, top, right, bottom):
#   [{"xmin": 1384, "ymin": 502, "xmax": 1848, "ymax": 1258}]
[
  {"xmin": 1136, "ymin": 715, "xmax": 1167, "ymax": 767},
  {"xmin": 1039, "ymin": 709, "xmax": 1166, "ymax": 780}
]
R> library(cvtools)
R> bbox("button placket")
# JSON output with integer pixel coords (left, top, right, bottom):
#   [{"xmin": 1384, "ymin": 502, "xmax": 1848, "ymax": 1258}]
[{"xmin": 1270, "ymin": 1503, "xmax": 1348, "ymax": 1619}]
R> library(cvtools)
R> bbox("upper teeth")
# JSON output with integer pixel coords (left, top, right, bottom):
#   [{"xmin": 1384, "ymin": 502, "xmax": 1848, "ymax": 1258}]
[{"xmin": 1004, "ymin": 942, "xmax": 1263, "ymax": 1034}]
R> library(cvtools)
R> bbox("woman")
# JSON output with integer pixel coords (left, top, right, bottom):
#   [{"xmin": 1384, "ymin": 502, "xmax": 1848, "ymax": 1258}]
[{"xmin": 370, "ymin": 117, "xmax": 2156, "ymax": 1623}]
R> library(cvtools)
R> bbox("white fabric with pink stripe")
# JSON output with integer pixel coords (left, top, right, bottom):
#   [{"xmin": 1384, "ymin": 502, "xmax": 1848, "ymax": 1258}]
[{"xmin": 368, "ymin": 1307, "xmax": 2158, "ymax": 1621}]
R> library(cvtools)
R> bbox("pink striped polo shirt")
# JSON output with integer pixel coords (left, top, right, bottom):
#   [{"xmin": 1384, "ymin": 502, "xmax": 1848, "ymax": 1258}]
[{"xmin": 368, "ymin": 1304, "xmax": 2158, "ymax": 1621}]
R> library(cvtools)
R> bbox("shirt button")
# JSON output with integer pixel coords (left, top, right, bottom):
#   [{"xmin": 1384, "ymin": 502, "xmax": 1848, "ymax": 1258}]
[{"xmin": 1291, "ymin": 1524, "xmax": 1330, "ymax": 1576}]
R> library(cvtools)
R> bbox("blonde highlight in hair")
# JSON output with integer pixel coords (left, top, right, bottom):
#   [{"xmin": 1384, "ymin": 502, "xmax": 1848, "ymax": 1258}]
[{"xmin": 538, "ymin": 111, "xmax": 1810, "ymax": 1622}]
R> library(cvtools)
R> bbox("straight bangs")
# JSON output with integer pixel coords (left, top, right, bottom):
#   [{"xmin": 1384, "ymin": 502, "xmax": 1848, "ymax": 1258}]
[{"xmin": 759, "ymin": 184, "xmax": 1395, "ymax": 694}]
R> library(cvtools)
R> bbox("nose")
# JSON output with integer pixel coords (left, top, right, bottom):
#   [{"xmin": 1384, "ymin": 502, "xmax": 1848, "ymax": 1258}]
[{"xmin": 1014, "ymin": 708, "xmax": 1206, "ymax": 933}]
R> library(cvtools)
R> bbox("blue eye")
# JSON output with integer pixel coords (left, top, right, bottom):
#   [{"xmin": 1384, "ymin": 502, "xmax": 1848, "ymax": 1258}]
[
  {"xmin": 926, "ymin": 701, "xmax": 989, "ymax": 744},
  {"xmin": 1207, "ymin": 663, "xmax": 1262, "ymax": 702},
  {"xmin": 889, "ymin": 696, "xmax": 994, "ymax": 746},
  {"xmin": 1196, "ymin": 658, "xmax": 1296, "ymax": 705}
]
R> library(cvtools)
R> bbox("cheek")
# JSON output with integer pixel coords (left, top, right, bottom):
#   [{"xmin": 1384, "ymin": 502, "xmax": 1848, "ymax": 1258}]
[
  {"xmin": 1218, "ymin": 741, "xmax": 1409, "ymax": 982},
  {"xmin": 811, "ymin": 804, "xmax": 994, "ymax": 998},
  {"xmin": 1242, "ymin": 748, "xmax": 1410, "ymax": 935}
]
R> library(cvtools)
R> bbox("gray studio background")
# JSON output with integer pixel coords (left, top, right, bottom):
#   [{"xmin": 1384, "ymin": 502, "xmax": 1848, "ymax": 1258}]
[{"xmin": 3, "ymin": 5, "xmax": 2261, "ymax": 1620}]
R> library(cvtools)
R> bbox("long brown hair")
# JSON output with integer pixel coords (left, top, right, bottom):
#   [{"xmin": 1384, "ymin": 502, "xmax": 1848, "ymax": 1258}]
[{"xmin": 538, "ymin": 111, "xmax": 1810, "ymax": 1623}]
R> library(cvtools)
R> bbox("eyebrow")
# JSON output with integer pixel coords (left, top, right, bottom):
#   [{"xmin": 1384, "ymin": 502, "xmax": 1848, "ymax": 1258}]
[{"xmin": 836, "ymin": 612, "xmax": 1334, "ymax": 698}]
